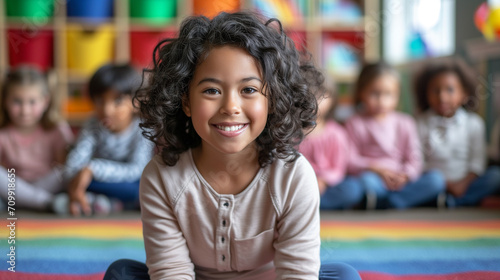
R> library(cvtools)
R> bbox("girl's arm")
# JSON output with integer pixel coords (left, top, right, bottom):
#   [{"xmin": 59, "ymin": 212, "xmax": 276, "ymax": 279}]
[
  {"xmin": 54, "ymin": 122, "xmax": 75, "ymax": 165},
  {"xmin": 63, "ymin": 120, "xmax": 97, "ymax": 182},
  {"xmin": 316, "ymin": 128, "xmax": 349, "ymax": 187},
  {"xmin": 273, "ymin": 157, "xmax": 321, "ymax": 279},
  {"xmin": 140, "ymin": 159, "xmax": 195, "ymax": 280},
  {"xmin": 467, "ymin": 114, "xmax": 486, "ymax": 176},
  {"xmin": 344, "ymin": 118, "xmax": 373, "ymax": 174},
  {"xmin": 401, "ymin": 117, "xmax": 423, "ymax": 181},
  {"xmin": 86, "ymin": 136, "xmax": 152, "ymax": 182}
]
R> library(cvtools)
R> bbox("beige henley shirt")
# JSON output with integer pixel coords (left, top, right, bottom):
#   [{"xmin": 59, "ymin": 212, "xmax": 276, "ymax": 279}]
[{"xmin": 140, "ymin": 150, "xmax": 321, "ymax": 280}]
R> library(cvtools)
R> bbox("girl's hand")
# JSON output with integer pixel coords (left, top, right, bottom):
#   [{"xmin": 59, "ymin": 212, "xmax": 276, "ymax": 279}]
[
  {"xmin": 392, "ymin": 173, "xmax": 409, "ymax": 191},
  {"xmin": 317, "ymin": 178, "xmax": 327, "ymax": 195},
  {"xmin": 68, "ymin": 167, "xmax": 93, "ymax": 216},
  {"xmin": 446, "ymin": 173, "xmax": 476, "ymax": 197},
  {"xmin": 369, "ymin": 167, "xmax": 405, "ymax": 191},
  {"xmin": 446, "ymin": 180, "xmax": 469, "ymax": 197}
]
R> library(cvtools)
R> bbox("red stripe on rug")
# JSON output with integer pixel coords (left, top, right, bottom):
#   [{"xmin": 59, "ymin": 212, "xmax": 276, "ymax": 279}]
[
  {"xmin": 360, "ymin": 271, "xmax": 500, "ymax": 280},
  {"xmin": 0, "ymin": 271, "xmax": 104, "ymax": 280}
]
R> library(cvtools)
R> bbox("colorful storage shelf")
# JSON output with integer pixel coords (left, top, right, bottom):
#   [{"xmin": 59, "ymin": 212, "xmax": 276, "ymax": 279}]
[
  {"xmin": 66, "ymin": 25, "xmax": 115, "ymax": 76},
  {"xmin": 130, "ymin": 0, "xmax": 177, "ymax": 24},
  {"xmin": 0, "ymin": 0, "xmax": 379, "ymax": 125}
]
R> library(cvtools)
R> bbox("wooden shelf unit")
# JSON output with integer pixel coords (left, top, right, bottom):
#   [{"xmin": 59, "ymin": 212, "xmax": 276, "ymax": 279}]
[{"xmin": 0, "ymin": 0, "xmax": 380, "ymax": 125}]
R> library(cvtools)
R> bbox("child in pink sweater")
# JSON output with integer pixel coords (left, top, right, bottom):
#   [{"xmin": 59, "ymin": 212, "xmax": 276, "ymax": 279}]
[
  {"xmin": 345, "ymin": 62, "xmax": 444, "ymax": 209},
  {"xmin": 0, "ymin": 66, "xmax": 73, "ymax": 211},
  {"xmin": 299, "ymin": 76, "xmax": 363, "ymax": 209}
]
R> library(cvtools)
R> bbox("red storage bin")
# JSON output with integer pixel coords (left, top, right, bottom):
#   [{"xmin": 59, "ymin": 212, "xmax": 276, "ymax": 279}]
[
  {"xmin": 130, "ymin": 30, "xmax": 176, "ymax": 68},
  {"xmin": 8, "ymin": 29, "xmax": 53, "ymax": 70}
]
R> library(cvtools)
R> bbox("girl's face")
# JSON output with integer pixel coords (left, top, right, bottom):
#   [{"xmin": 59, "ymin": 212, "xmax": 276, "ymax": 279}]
[
  {"xmin": 184, "ymin": 46, "xmax": 268, "ymax": 156},
  {"xmin": 360, "ymin": 74, "xmax": 399, "ymax": 118},
  {"xmin": 5, "ymin": 84, "xmax": 48, "ymax": 131},
  {"xmin": 93, "ymin": 90, "xmax": 135, "ymax": 133},
  {"xmin": 427, "ymin": 72, "xmax": 466, "ymax": 118}
]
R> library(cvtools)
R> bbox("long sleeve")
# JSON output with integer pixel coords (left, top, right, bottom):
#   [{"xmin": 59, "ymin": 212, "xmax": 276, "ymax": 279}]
[
  {"xmin": 140, "ymin": 159, "xmax": 195, "ymax": 280},
  {"xmin": 468, "ymin": 114, "xmax": 486, "ymax": 176},
  {"xmin": 299, "ymin": 122, "xmax": 349, "ymax": 187},
  {"xmin": 53, "ymin": 122, "xmax": 75, "ymax": 164},
  {"xmin": 63, "ymin": 121, "xmax": 97, "ymax": 182},
  {"xmin": 401, "ymin": 117, "xmax": 423, "ymax": 181},
  {"xmin": 273, "ymin": 157, "xmax": 321, "ymax": 279},
  {"xmin": 88, "ymin": 134, "xmax": 151, "ymax": 182},
  {"xmin": 319, "ymin": 130, "xmax": 349, "ymax": 186},
  {"xmin": 345, "ymin": 118, "xmax": 373, "ymax": 174}
]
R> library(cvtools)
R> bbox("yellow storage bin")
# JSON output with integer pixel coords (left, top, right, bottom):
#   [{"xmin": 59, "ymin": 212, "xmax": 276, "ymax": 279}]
[{"xmin": 67, "ymin": 25, "xmax": 115, "ymax": 76}]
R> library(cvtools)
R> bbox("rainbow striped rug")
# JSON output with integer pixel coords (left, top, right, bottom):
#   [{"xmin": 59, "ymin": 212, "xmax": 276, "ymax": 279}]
[{"xmin": 1, "ymin": 218, "xmax": 500, "ymax": 279}]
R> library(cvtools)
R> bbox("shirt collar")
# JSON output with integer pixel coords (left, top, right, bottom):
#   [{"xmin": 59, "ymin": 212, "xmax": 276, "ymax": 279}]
[{"xmin": 428, "ymin": 107, "xmax": 466, "ymax": 127}]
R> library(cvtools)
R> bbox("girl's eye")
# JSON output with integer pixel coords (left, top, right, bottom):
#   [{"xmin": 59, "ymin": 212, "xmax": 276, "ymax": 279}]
[
  {"xmin": 446, "ymin": 86, "xmax": 454, "ymax": 93},
  {"xmin": 242, "ymin": 87, "xmax": 257, "ymax": 94},
  {"xmin": 203, "ymin": 88, "xmax": 220, "ymax": 95},
  {"xmin": 115, "ymin": 97, "xmax": 124, "ymax": 105}
]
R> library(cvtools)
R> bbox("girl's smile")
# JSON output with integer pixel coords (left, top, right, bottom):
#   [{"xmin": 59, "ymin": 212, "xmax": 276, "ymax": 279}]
[{"xmin": 213, "ymin": 123, "xmax": 248, "ymax": 136}]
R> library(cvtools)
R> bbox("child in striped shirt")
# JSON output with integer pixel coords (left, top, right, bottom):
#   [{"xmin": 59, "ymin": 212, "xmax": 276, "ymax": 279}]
[{"xmin": 58, "ymin": 64, "xmax": 152, "ymax": 216}]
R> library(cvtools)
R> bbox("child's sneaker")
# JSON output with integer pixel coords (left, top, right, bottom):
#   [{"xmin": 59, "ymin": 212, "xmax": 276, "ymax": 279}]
[
  {"xmin": 437, "ymin": 192, "xmax": 447, "ymax": 209},
  {"xmin": 365, "ymin": 192, "xmax": 377, "ymax": 210},
  {"xmin": 437, "ymin": 192, "xmax": 456, "ymax": 209},
  {"xmin": 92, "ymin": 194, "xmax": 124, "ymax": 215},
  {"xmin": 52, "ymin": 193, "xmax": 123, "ymax": 216},
  {"xmin": 52, "ymin": 193, "xmax": 70, "ymax": 215}
]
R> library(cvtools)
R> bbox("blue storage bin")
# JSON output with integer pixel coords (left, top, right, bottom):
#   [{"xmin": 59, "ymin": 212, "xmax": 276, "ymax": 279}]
[{"xmin": 67, "ymin": 0, "xmax": 114, "ymax": 21}]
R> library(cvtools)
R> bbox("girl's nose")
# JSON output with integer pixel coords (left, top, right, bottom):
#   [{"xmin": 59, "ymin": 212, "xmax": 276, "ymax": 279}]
[
  {"xmin": 101, "ymin": 102, "xmax": 114, "ymax": 117},
  {"xmin": 220, "ymin": 91, "xmax": 241, "ymax": 115},
  {"xmin": 21, "ymin": 103, "xmax": 31, "ymax": 115},
  {"xmin": 437, "ymin": 90, "xmax": 448, "ymax": 102}
]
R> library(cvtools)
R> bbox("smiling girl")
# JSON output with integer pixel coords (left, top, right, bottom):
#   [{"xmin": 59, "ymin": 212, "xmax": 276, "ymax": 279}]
[{"xmin": 104, "ymin": 11, "xmax": 361, "ymax": 280}]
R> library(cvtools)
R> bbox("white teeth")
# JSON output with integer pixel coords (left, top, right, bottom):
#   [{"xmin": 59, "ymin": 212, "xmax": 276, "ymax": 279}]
[{"xmin": 216, "ymin": 124, "xmax": 244, "ymax": 132}]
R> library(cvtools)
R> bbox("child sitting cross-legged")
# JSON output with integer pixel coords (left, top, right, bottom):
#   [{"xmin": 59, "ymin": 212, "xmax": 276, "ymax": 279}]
[{"xmin": 54, "ymin": 64, "xmax": 153, "ymax": 216}]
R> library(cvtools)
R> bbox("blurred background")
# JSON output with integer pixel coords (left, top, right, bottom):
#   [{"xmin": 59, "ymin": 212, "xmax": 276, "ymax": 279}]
[{"xmin": 0, "ymin": 0, "xmax": 498, "ymax": 140}]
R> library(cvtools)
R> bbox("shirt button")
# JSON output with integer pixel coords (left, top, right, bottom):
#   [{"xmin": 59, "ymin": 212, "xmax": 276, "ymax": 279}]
[
  {"xmin": 223, "ymin": 202, "xmax": 229, "ymax": 207},
  {"xmin": 222, "ymin": 255, "xmax": 226, "ymax": 261},
  {"xmin": 222, "ymin": 220, "xmax": 226, "ymax": 226},
  {"xmin": 221, "ymin": 237, "xmax": 225, "ymax": 243}
]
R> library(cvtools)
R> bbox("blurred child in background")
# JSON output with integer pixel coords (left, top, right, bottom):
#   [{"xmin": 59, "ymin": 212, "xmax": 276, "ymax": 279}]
[
  {"xmin": 56, "ymin": 64, "xmax": 152, "ymax": 216},
  {"xmin": 488, "ymin": 92, "xmax": 500, "ymax": 167},
  {"xmin": 299, "ymin": 74, "xmax": 364, "ymax": 210},
  {"xmin": 489, "ymin": 118, "xmax": 500, "ymax": 166},
  {"xmin": 346, "ymin": 62, "xmax": 444, "ymax": 209},
  {"xmin": 0, "ymin": 66, "xmax": 74, "ymax": 211},
  {"xmin": 414, "ymin": 60, "xmax": 500, "ymax": 208}
]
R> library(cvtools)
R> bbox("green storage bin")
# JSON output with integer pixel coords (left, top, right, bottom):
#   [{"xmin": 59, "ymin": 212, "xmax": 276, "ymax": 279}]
[
  {"xmin": 5, "ymin": 0, "xmax": 53, "ymax": 19},
  {"xmin": 129, "ymin": 0, "xmax": 176, "ymax": 24}
]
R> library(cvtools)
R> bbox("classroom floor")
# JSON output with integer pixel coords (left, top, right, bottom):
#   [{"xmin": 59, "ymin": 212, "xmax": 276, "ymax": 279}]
[{"xmin": 12, "ymin": 207, "xmax": 500, "ymax": 221}]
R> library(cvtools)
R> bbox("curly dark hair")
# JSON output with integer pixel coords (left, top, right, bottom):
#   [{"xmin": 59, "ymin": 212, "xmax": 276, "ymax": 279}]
[
  {"xmin": 413, "ymin": 59, "xmax": 478, "ymax": 112},
  {"xmin": 88, "ymin": 63, "xmax": 141, "ymax": 100},
  {"xmin": 353, "ymin": 61, "xmax": 399, "ymax": 107},
  {"xmin": 135, "ymin": 11, "xmax": 323, "ymax": 167}
]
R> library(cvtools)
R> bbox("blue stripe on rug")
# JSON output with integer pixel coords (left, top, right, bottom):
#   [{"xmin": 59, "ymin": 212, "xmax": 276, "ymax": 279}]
[
  {"xmin": 345, "ymin": 259, "xmax": 500, "ymax": 274},
  {"xmin": 320, "ymin": 246, "xmax": 500, "ymax": 262}
]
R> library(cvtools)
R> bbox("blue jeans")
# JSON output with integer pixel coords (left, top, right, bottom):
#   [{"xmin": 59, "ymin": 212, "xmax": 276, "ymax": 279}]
[
  {"xmin": 320, "ymin": 177, "xmax": 364, "ymax": 210},
  {"xmin": 358, "ymin": 170, "xmax": 445, "ymax": 209},
  {"xmin": 103, "ymin": 259, "xmax": 361, "ymax": 280},
  {"xmin": 87, "ymin": 179, "xmax": 140, "ymax": 206},
  {"xmin": 448, "ymin": 166, "xmax": 500, "ymax": 207}
]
